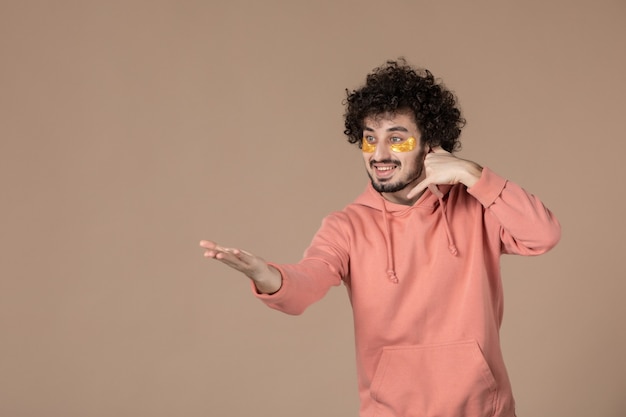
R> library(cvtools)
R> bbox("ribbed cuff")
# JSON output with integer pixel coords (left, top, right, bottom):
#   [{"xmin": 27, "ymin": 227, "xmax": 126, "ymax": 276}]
[{"xmin": 466, "ymin": 167, "xmax": 507, "ymax": 208}]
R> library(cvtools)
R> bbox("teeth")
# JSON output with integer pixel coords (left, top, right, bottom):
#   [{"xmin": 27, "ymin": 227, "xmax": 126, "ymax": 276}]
[{"xmin": 376, "ymin": 166, "xmax": 394, "ymax": 171}]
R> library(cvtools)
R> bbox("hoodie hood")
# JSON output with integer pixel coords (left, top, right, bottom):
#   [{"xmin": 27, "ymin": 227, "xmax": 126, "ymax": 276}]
[{"xmin": 353, "ymin": 182, "xmax": 458, "ymax": 283}]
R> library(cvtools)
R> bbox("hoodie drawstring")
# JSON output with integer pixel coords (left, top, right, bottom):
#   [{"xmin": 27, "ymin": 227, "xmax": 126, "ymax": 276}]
[
  {"xmin": 379, "ymin": 187, "xmax": 458, "ymax": 284},
  {"xmin": 436, "ymin": 192, "xmax": 459, "ymax": 256},
  {"xmin": 381, "ymin": 202, "xmax": 399, "ymax": 284}
]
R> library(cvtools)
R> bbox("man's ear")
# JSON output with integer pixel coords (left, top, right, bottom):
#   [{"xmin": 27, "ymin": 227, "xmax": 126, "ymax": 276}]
[{"xmin": 422, "ymin": 137, "xmax": 438, "ymax": 152}]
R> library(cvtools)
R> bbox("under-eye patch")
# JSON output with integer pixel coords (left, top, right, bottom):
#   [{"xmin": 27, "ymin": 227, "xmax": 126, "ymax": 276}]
[
  {"xmin": 361, "ymin": 138, "xmax": 377, "ymax": 153},
  {"xmin": 361, "ymin": 136, "xmax": 417, "ymax": 153},
  {"xmin": 390, "ymin": 136, "xmax": 417, "ymax": 153}
]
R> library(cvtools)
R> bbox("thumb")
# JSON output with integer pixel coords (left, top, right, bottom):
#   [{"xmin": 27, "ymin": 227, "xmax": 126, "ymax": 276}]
[
  {"xmin": 407, "ymin": 180, "xmax": 443, "ymax": 200},
  {"xmin": 407, "ymin": 179, "xmax": 429, "ymax": 199}
]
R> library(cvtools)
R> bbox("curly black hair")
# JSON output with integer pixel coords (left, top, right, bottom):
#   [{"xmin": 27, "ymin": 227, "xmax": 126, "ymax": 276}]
[{"xmin": 343, "ymin": 59, "xmax": 465, "ymax": 152}]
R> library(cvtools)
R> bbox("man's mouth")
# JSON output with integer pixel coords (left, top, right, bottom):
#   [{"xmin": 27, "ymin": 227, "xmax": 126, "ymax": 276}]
[{"xmin": 372, "ymin": 162, "xmax": 398, "ymax": 179}]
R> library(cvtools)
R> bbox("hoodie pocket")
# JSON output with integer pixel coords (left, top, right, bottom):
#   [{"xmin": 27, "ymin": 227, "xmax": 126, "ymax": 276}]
[{"xmin": 370, "ymin": 340, "xmax": 497, "ymax": 417}]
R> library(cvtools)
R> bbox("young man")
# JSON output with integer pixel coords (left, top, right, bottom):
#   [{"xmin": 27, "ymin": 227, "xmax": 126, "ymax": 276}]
[{"xmin": 200, "ymin": 60, "xmax": 561, "ymax": 417}]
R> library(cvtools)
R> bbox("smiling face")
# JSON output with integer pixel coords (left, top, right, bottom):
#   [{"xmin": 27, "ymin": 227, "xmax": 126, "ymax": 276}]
[{"xmin": 361, "ymin": 111, "xmax": 427, "ymax": 204}]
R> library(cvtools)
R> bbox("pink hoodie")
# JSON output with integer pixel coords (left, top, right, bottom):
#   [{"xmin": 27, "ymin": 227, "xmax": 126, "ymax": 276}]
[{"xmin": 254, "ymin": 168, "xmax": 561, "ymax": 417}]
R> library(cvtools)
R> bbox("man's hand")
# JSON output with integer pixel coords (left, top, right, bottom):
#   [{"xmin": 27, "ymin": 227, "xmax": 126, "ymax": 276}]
[
  {"xmin": 199, "ymin": 240, "xmax": 282, "ymax": 294},
  {"xmin": 407, "ymin": 146, "xmax": 483, "ymax": 199}
]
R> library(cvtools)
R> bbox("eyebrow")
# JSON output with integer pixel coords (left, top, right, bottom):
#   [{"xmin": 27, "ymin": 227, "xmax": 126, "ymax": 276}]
[{"xmin": 363, "ymin": 126, "xmax": 409, "ymax": 133}]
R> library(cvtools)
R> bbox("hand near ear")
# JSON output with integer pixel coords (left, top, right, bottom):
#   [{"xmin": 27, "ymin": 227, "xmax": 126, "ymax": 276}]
[{"xmin": 407, "ymin": 146, "xmax": 483, "ymax": 200}]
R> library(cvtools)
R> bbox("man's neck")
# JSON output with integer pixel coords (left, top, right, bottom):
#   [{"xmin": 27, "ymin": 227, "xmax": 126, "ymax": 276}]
[{"xmin": 381, "ymin": 189, "xmax": 423, "ymax": 206}]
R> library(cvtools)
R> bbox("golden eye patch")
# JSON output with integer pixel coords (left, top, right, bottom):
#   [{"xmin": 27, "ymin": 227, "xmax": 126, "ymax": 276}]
[
  {"xmin": 361, "ymin": 138, "xmax": 377, "ymax": 153},
  {"xmin": 361, "ymin": 136, "xmax": 417, "ymax": 153},
  {"xmin": 390, "ymin": 136, "xmax": 417, "ymax": 153}
]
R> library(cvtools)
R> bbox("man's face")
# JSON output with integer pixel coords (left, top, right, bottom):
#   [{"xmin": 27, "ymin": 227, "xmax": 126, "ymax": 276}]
[{"xmin": 361, "ymin": 112, "xmax": 427, "ymax": 203}]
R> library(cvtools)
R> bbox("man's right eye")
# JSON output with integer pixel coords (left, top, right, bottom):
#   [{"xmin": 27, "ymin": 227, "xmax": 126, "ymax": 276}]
[{"xmin": 361, "ymin": 137, "xmax": 377, "ymax": 153}]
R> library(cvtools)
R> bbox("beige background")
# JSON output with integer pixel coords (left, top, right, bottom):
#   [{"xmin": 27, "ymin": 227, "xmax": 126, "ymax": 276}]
[{"xmin": 1, "ymin": 1, "xmax": 625, "ymax": 416}]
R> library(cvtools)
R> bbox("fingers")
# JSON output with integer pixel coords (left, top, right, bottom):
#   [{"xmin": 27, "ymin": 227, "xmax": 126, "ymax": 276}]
[
  {"xmin": 199, "ymin": 240, "xmax": 218, "ymax": 250},
  {"xmin": 200, "ymin": 242, "xmax": 262, "ymax": 279},
  {"xmin": 199, "ymin": 240, "xmax": 273, "ymax": 285},
  {"xmin": 214, "ymin": 250, "xmax": 251, "ymax": 269},
  {"xmin": 199, "ymin": 240, "xmax": 254, "ymax": 265},
  {"xmin": 200, "ymin": 240, "xmax": 237, "ymax": 259}
]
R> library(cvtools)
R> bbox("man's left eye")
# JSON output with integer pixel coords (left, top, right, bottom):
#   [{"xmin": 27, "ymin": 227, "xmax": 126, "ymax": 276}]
[{"xmin": 390, "ymin": 137, "xmax": 404, "ymax": 143}]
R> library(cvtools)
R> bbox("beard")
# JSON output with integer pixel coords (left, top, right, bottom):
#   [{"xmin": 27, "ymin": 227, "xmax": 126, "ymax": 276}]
[
  {"xmin": 370, "ymin": 178, "xmax": 413, "ymax": 193},
  {"xmin": 368, "ymin": 147, "xmax": 426, "ymax": 193},
  {"xmin": 368, "ymin": 166, "xmax": 422, "ymax": 193}
]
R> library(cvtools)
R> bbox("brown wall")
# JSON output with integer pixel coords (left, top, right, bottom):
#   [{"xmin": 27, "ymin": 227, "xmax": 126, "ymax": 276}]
[{"xmin": 1, "ymin": 1, "xmax": 625, "ymax": 416}]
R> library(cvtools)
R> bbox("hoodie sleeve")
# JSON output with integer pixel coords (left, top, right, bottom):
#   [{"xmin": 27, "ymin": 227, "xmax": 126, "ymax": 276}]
[
  {"xmin": 252, "ymin": 212, "xmax": 351, "ymax": 315},
  {"xmin": 467, "ymin": 167, "xmax": 561, "ymax": 255}
]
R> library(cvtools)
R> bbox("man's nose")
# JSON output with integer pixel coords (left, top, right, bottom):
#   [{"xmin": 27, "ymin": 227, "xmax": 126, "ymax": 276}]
[{"xmin": 373, "ymin": 142, "xmax": 391, "ymax": 160}]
